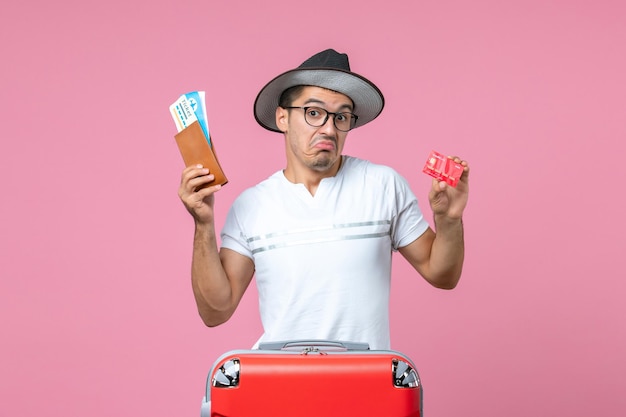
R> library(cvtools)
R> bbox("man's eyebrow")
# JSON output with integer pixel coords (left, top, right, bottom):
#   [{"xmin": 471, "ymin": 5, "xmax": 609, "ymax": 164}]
[{"xmin": 302, "ymin": 98, "xmax": 354, "ymax": 111}]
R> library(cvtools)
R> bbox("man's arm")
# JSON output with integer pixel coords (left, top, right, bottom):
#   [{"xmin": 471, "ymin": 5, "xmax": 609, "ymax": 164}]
[
  {"xmin": 399, "ymin": 219, "xmax": 464, "ymax": 289},
  {"xmin": 179, "ymin": 165, "xmax": 255, "ymax": 326},
  {"xmin": 399, "ymin": 156, "xmax": 469, "ymax": 289},
  {"xmin": 191, "ymin": 225, "xmax": 255, "ymax": 326}
]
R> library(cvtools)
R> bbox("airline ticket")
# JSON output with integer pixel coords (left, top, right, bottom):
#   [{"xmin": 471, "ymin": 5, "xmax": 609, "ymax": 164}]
[{"xmin": 169, "ymin": 91, "xmax": 211, "ymax": 146}]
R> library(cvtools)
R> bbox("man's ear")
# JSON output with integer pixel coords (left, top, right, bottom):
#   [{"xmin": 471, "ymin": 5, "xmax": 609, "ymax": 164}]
[{"xmin": 276, "ymin": 107, "xmax": 289, "ymax": 132}]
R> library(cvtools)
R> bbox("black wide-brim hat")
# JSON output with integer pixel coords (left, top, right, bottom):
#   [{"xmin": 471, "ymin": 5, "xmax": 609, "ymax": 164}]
[{"xmin": 254, "ymin": 49, "xmax": 385, "ymax": 133}]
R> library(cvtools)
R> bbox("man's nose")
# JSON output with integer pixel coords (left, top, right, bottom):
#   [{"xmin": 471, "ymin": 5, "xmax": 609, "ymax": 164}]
[{"xmin": 319, "ymin": 114, "xmax": 338, "ymax": 133}]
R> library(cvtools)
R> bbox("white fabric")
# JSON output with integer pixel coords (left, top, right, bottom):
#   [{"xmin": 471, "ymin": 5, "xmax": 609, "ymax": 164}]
[{"xmin": 220, "ymin": 156, "xmax": 430, "ymax": 350}]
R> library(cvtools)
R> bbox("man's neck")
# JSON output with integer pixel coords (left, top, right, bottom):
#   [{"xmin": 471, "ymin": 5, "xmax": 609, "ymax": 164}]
[{"xmin": 284, "ymin": 156, "xmax": 343, "ymax": 196}]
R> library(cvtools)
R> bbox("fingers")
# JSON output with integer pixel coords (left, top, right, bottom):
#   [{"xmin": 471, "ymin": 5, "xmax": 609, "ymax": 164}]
[
  {"xmin": 448, "ymin": 155, "xmax": 470, "ymax": 179},
  {"xmin": 180, "ymin": 164, "xmax": 212, "ymax": 189},
  {"xmin": 429, "ymin": 155, "xmax": 469, "ymax": 196},
  {"xmin": 429, "ymin": 178, "xmax": 447, "ymax": 197},
  {"xmin": 428, "ymin": 155, "xmax": 470, "ymax": 219},
  {"xmin": 179, "ymin": 164, "xmax": 222, "ymax": 198}
]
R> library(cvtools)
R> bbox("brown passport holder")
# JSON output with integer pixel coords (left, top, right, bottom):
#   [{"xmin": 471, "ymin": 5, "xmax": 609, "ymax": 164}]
[{"xmin": 174, "ymin": 120, "xmax": 228, "ymax": 188}]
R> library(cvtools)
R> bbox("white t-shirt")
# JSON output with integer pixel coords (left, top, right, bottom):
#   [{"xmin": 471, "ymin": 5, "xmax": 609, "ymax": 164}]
[{"xmin": 220, "ymin": 156, "xmax": 430, "ymax": 349}]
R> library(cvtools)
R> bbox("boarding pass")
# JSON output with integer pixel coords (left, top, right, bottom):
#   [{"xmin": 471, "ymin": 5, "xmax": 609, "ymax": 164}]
[{"xmin": 169, "ymin": 91, "xmax": 211, "ymax": 146}]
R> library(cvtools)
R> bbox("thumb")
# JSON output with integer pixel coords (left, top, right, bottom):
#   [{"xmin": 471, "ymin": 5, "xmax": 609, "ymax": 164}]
[
  {"xmin": 432, "ymin": 178, "xmax": 446, "ymax": 192},
  {"xmin": 429, "ymin": 179, "xmax": 446, "ymax": 201}
]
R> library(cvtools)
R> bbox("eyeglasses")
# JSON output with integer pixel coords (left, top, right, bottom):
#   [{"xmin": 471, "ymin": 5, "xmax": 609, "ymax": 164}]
[{"xmin": 284, "ymin": 106, "xmax": 358, "ymax": 132}]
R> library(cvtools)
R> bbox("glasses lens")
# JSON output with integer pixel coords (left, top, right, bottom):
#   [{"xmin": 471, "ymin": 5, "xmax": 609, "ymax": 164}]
[
  {"xmin": 304, "ymin": 107, "xmax": 327, "ymax": 126},
  {"xmin": 334, "ymin": 113, "xmax": 355, "ymax": 131}
]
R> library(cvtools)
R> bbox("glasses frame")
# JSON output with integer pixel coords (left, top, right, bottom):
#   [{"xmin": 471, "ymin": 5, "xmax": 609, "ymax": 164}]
[{"xmin": 284, "ymin": 106, "xmax": 359, "ymax": 132}]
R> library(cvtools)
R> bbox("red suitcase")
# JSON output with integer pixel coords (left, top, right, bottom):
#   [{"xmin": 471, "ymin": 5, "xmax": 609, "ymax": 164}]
[{"xmin": 200, "ymin": 340, "xmax": 423, "ymax": 417}]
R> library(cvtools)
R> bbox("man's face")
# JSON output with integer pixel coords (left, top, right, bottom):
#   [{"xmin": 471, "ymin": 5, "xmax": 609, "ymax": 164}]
[{"xmin": 276, "ymin": 86, "xmax": 354, "ymax": 173}]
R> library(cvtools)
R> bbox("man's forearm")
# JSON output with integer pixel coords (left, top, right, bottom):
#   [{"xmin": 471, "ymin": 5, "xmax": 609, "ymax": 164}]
[
  {"xmin": 191, "ymin": 222, "xmax": 234, "ymax": 326},
  {"xmin": 428, "ymin": 214, "xmax": 465, "ymax": 289}
]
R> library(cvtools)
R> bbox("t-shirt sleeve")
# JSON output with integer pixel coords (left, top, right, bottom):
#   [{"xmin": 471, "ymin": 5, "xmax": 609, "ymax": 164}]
[
  {"xmin": 390, "ymin": 172, "xmax": 430, "ymax": 250},
  {"xmin": 220, "ymin": 202, "xmax": 254, "ymax": 259}
]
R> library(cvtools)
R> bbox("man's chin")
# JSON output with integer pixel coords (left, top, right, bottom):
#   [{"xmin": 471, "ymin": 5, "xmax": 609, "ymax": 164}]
[{"xmin": 309, "ymin": 153, "xmax": 337, "ymax": 171}]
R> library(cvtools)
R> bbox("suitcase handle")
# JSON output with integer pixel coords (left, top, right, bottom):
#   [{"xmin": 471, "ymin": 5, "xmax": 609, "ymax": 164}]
[{"xmin": 257, "ymin": 340, "xmax": 370, "ymax": 351}]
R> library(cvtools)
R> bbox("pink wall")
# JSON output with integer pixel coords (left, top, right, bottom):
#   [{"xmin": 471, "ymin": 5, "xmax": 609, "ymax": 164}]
[{"xmin": 2, "ymin": 1, "xmax": 625, "ymax": 416}]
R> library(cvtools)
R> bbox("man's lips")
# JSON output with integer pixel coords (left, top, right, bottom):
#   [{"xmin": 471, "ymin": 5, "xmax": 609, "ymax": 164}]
[{"xmin": 313, "ymin": 140, "xmax": 336, "ymax": 151}]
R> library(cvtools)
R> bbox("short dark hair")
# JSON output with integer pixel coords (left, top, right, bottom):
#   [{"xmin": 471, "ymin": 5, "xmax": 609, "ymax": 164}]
[
  {"xmin": 278, "ymin": 85, "xmax": 356, "ymax": 110},
  {"xmin": 278, "ymin": 85, "xmax": 308, "ymax": 108}
]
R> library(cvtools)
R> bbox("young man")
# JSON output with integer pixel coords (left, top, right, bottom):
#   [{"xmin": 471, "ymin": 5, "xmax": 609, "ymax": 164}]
[{"xmin": 178, "ymin": 49, "xmax": 469, "ymax": 350}]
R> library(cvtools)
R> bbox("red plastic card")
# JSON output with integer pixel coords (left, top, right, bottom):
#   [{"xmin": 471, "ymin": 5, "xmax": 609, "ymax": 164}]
[{"xmin": 422, "ymin": 150, "xmax": 464, "ymax": 187}]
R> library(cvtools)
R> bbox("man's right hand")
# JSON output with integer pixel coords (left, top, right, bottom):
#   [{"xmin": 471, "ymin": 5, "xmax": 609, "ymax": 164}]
[{"xmin": 178, "ymin": 164, "xmax": 222, "ymax": 225}]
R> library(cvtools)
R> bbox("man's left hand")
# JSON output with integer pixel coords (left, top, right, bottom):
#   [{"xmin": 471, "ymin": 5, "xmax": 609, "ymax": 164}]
[{"xmin": 428, "ymin": 156, "xmax": 469, "ymax": 220}]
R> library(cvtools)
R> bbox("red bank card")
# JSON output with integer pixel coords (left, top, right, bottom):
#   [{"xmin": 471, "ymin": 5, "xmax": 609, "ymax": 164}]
[{"xmin": 422, "ymin": 150, "xmax": 464, "ymax": 187}]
